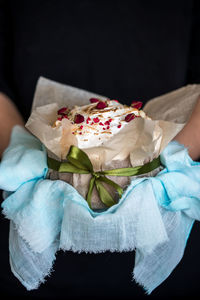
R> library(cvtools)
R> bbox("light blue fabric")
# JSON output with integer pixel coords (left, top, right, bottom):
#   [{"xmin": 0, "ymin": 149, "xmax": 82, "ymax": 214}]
[
  {"xmin": 0, "ymin": 126, "xmax": 48, "ymax": 191},
  {"xmin": 1, "ymin": 125, "xmax": 200, "ymax": 294}
]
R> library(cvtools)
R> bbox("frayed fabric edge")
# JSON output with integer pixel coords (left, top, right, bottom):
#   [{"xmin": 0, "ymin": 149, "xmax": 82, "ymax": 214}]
[
  {"xmin": 8, "ymin": 221, "xmax": 58, "ymax": 291},
  {"xmin": 59, "ymin": 244, "xmax": 136, "ymax": 254},
  {"xmin": 132, "ymin": 270, "xmax": 152, "ymax": 295},
  {"xmin": 2, "ymin": 207, "xmax": 57, "ymax": 254},
  {"xmin": 9, "ymin": 251, "xmax": 57, "ymax": 291}
]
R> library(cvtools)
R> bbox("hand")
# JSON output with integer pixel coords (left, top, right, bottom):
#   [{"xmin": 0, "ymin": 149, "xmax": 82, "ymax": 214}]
[
  {"xmin": 0, "ymin": 92, "xmax": 24, "ymax": 158},
  {"xmin": 173, "ymin": 96, "xmax": 200, "ymax": 161}
]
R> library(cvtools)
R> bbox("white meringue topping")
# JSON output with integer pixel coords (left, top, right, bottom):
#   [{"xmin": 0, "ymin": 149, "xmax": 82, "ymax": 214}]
[{"xmin": 53, "ymin": 99, "xmax": 150, "ymax": 149}]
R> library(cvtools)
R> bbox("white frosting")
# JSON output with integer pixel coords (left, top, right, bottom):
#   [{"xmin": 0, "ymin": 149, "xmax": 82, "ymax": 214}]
[{"xmin": 54, "ymin": 100, "xmax": 150, "ymax": 149}]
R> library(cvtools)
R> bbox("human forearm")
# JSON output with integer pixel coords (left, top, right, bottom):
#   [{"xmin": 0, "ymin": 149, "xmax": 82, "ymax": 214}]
[
  {"xmin": 173, "ymin": 96, "xmax": 200, "ymax": 161},
  {"xmin": 0, "ymin": 92, "xmax": 24, "ymax": 157}
]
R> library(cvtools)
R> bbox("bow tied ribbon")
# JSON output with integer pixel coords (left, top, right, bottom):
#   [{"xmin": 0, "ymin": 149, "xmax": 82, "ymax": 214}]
[{"xmin": 47, "ymin": 146, "xmax": 161, "ymax": 208}]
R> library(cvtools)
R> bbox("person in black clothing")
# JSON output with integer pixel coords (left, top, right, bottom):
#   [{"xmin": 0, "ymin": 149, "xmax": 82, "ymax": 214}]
[{"xmin": 0, "ymin": 1, "xmax": 200, "ymax": 299}]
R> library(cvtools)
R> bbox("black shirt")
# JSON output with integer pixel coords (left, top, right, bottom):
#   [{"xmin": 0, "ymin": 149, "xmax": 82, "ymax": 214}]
[
  {"xmin": 0, "ymin": 0, "xmax": 200, "ymax": 120},
  {"xmin": 0, "ymin": 1, "xmax": 200, "ymax": 300}
]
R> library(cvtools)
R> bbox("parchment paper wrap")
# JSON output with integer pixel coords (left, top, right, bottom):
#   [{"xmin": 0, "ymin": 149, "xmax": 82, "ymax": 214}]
[{"xmin": 26, "ymin": 77, "xmax": 200, "ymax": 209}]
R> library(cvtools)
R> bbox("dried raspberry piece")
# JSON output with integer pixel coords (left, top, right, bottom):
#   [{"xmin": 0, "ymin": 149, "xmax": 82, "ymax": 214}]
[
  {"xmin": 93, "ymin": 117, "xmax": 100, "ymax": 123},
  {"xmin": 104, "ymin": 120, "xmax": 110, "ymax": 125},
  {"xmin": 96, "ymin": 101, "xmax": 107, "ymax": 109},
  {"xmin": 117, "ymin": 124, "xmax": 122, "ymax": 128},
  {"xmin": 125, "ymin": 114, "xmax": 135, "ymax": 122},
  {"xmin": 103, "ymin": 127, "xmax": 106, "ymax": 130},
  {"xmin": 86, "ymin": 117, "xmax": 91, "ymax": 124},
  {"xmin": 131, "ymin": 101, "xmax": 143, "ymax": 110},
  {"xmin": 63, "ymin": 115, "xmax": 69, "ymax": 119},
  {"xmin": 109, "ymin": 119, "xmax": 112, "ymax": 122},
  {"xmin": 74, "ymin": 114, "xmax": 84, "ymax": 124},
  {"xmin": 57, "ymin": 107, "xmax": 68, "ymax": 115},
  {"xmin": 57, "ymin": 117, "xmax": 63, "ymax": 121},
  {"xmin": 79, "ymin": 125, "xmax": 83, "ymax": 129},
  {"xmin": 107, "ymin": 126, "xmax": 110, "ymax": 129},
  {"xmin": 90, "ymin": 98, "xmax": 100, "ymax": 103},
  {"xmin": 79, "ymin": 132, "xmax": 82, "ymax": 135},
  {"xmin": 99, "ymin": 122, "xmax": 104, "ymax": 126},
  {"xmin": 112, "ymin": 99, "xmax": 119, "ymax": 102}
]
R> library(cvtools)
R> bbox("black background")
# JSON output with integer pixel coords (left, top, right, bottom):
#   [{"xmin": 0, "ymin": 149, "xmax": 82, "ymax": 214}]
[{"xmin": 0, "ymin": 0, "xmax": 200, "ymax": 299}]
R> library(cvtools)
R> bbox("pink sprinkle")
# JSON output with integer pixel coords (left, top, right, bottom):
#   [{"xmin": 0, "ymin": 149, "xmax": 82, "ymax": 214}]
[
  {"xmin": 117, "ymin": 124, "xmax": 122, "ymax": 128},
  {"xmin": 125, "ymin": 113, "xmax": 135, "ymax": 122},
  {"xmin": 57, "ymin": 107, "xmax": 68, "ymax": 115},
  {"xmin": 90, "ymin": 98, "xmax": 100, "ymax": 103},
  {"xmin": 96, "ymin": 101, "xmax": 107, "ymax": 109},
  {"xmin": 93, "ymin": 117, "xmax": 100, "ymax": 123}
]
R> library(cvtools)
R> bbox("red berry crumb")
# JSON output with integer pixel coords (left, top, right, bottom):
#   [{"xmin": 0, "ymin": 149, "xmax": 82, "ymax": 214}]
[
  {"xmin": 90, "ymin": 98, "xmax": 100, "ymax": 103},
  {"xmin": 104, "ymin": 120, "xmax": 110, "ymax": 125},
  {"xmin": 99, "ymin": 122, "xmax": 104, "ymax": 126},
  {"xmin": 63, "ymin": 115, "xmax": 69, "ymax": 119},
  {"xmin": 112, "ymin": 99, "xmax": 119, "ymax": 102},
  {"xmin": 107, "ymin": 126, "xmax": 110, "ymax": 130},
  {"xmin": 57, "ymin": 107, "xmax": 68, "ymax": 115},
  {"xmin": 93, "ymin": 117, "xmax": 100, "ymax": 123},
  {"xmin": 131, "ymin": 101, "xmax": 143, "ymax": 110},
  {"xmin": 79, "ymin": 132, "xmax": 82, "ymax": 135},
  {"xmin": 96, "ymin": 101, "xmax": 107, "ymax": 109},
  {"xmin": 57, "ymin": 117, "xmax": 63, "ymax": 121},
  {"xmin": 79, "ymin": 125, "xmax": 83, "ymax": 130},
  {"xmin": 103, "ymin": 127, "xmax": 106, "ymax": 130},
  {"xmin": 125, "ymin": 113, "xmax": 135, "ymax": 122},
  {"xmin": 117, "ymin": 124, "xmax": 122, "ymax": 128},
  {"xmin": 74, "ymin": 114, "xmax": 84, "ymax": 124},
  {"xmin": 86, "ymin": 117, "xmax": 91, "ymax": 124},
  {"xmin": 109, "ymin": 119, "xmax": 112, "ymax": 122}
]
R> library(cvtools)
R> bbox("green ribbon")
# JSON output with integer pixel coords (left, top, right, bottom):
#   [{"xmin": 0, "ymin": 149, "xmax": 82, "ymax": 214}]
[{"xmin": 47, "ymin": 146, "xmax": 161, "ymax": 208}]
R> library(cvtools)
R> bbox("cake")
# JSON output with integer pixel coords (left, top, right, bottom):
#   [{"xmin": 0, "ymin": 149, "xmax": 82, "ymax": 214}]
[
  {"xmin": 52, "ymin": 98, "xmax": 150, "ymax": 149},
  {"xmin": 46, "ymin": 98, "xmax": 160, "ymax": 210}
]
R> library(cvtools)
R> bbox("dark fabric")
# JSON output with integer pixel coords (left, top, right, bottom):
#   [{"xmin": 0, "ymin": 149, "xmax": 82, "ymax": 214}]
[
  {"xmin": 0, "ymin": 0, "xmax": 200, "ymax": 120},
  {"xmin": 0, "ymin": 1, "xmax": 200, "ymax": 299}
]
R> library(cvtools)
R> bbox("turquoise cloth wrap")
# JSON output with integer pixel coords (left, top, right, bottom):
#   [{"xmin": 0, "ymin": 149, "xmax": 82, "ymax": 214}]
[{"xmin": 1, "ymin": 126, "xmax": 200, "ymax": 294}]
